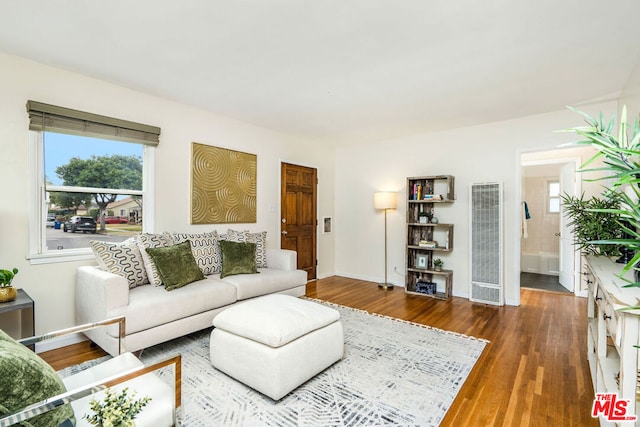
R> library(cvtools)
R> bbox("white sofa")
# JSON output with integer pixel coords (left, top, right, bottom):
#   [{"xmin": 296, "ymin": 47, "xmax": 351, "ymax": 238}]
[{"xmin": 76, "ymin": 248, "xmax": 307, "ymax": 356}]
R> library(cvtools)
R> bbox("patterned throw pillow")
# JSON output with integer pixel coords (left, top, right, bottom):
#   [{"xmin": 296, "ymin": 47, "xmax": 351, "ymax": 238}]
[
  {"xmin": 226, "ymin": 229, "xmax": 267, "ymax": 268},
  {"xmin": 90, "ymin": 240, "xmax": 148, "ymax": 288},
  {"xmin": 172, "ymin": 231, "xmax": 222, "ymax": 274},
  {"xmin": 136, "ymin": 233, "xmax": 175, "ymax": 286}
]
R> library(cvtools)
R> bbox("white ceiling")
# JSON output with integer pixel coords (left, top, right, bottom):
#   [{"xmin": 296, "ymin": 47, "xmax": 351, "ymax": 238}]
[{"xmin": 1, "ymin": 1, "xmax": 640, "ymax": 145}]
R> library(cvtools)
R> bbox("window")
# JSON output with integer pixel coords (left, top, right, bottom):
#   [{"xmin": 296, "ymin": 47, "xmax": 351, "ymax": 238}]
[
  {"xmin": 548, "ymin": 181, "xmax": 560, "ymax": 213},
  {"xmin": 27, "ymin": 101, "xmax": 159, "ymax": 264}
]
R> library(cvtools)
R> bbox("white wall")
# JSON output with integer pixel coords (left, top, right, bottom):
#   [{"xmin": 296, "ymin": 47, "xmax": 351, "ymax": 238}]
[
  {"xmin": 335, "ymin": 101, "xmax": 617, "ymax": 305},
  {"xmin": 620, "ymin": 57, "xmax": 640, "ymax": 115},
  {"xmin": 521, "ymin": 172, "xmax": 561, "ymax": 256},
  {"xmin": 0, "ymin": 52, "xmax": 335, "ymax": 334}
]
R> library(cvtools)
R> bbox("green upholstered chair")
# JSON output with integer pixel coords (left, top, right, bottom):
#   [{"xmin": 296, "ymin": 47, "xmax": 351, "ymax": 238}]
[{"xmin": 0, "ymin": 317, "xmax": 181, "ymax": 427}]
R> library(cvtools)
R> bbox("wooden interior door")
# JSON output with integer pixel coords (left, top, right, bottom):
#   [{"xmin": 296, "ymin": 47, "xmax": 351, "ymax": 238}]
[{"xmin": 281, "ymin": 162, "xmax": 317, "ymax": 280}]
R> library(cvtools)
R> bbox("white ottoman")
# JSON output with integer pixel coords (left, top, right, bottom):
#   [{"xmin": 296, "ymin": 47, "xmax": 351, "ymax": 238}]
[{"xmin": 210, "ymin": 294, "xmax": 344, "ymax": 400}]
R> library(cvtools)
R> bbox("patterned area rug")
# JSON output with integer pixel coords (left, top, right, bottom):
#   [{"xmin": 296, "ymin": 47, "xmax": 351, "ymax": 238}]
[{"xmin": 62, "ymin": 301, "xmax": 488, "ymax": 426}]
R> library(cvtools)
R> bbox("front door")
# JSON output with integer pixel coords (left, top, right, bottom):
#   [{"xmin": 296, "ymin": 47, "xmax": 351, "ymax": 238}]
[{"xmin": 281, "ymin": 163, "xmax": 317, "ymax": 280}]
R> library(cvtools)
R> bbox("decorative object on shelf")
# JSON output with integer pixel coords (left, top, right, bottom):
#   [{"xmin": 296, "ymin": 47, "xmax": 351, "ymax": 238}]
[
  {"xmin": 418, "ymin": 212, "xmax": 430, "ymax": 224},
  {"xmin": 430, "ymin": 216, "xmax": 439, "ymax": 224},
  {"xmin": 416, "ymin": 254, "xmax": 427, "ymax": 269},
  {"xmin": 0, "ymin": 268, "xmax": 18, "ymax": 303},
  {"xmin": 615, "ymin": 220, "xmax": 635, "ymax": 264},
  {"xmin": 191, "ymin": 142, "xmax": 257, "ymax": 224},
  {"xmin": 83, "ymin": 387, "xmax": 151, "ymax": 427},
  {"xmin": 433, "ymin": 258, "xmax": 444, "ymax": 271},
  {"xmin": 416, "ymin": 280, "xmax": 437, "ymax": 294},
  {"xmin": 374, "ymin": 191, "xmax": 397, "ymax": 290}
]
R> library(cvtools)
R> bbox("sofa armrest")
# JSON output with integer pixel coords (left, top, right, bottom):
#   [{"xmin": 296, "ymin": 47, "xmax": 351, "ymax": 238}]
[
  {"xmin": 75, "ymin": 266, "xmax": 130, "ymax": 326},
  {"xmin": 266, "ymin": 248, "xmax": 297, "ymax": 271}
]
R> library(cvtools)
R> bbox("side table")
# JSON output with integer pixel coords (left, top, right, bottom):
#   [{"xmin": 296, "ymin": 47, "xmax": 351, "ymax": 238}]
[{"xmin": 0, "ymin": 289, "xmax": 35, "ymax": 349}]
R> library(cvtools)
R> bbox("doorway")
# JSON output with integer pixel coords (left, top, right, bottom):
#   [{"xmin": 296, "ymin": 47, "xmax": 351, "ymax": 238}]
[
  {"xmin": 280, "ymin": 162, "xmax": 317, "ymax": 280},
  {"xmin": 520, "ymin": 152, "xmax": 581, "ymax": 294}
]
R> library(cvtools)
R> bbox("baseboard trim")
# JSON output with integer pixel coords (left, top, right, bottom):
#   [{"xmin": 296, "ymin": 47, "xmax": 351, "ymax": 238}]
[
  {"xmin": 35, "ymin": 332, "xmax": 88, "ymax": 354},
  {"xmin": 333, "ymin": 271, "xmax": 401, "ymax": 287}
]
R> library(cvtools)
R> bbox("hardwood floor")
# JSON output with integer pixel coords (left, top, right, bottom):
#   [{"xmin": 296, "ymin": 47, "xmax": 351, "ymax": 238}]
[{"xmin": 41, "ymin": 276, "xmax": 597, "ymax": 426}]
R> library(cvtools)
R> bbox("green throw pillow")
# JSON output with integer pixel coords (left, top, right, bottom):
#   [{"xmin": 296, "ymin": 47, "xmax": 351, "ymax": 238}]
[
  {"xmin": 145, "ymin": 240, "xmax": 206, "ymax": 291},
  {"xmin": 0, "ymin": 328, "xmax": 75, "ymax": 426},
  {"xmin": 219, "ymin": 240, "xmax": 259, "ymax": 278}
]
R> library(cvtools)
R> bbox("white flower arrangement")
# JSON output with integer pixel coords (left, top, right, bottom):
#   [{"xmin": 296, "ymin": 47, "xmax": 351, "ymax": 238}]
[{"xmin": 83, "ymin": 387, "xmax": 151, "ymax": 427}]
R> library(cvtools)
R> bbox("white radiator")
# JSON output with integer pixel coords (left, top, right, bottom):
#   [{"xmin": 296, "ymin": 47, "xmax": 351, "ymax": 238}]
[{"xmin": 469, "ymin": 182, "xmax": 504, "ymax": 305}]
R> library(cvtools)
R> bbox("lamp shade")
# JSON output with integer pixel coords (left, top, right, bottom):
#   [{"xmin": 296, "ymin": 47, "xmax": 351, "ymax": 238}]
[{"xmin": 374, "ymin": 191, "xmax": 397, "ymax": 210}]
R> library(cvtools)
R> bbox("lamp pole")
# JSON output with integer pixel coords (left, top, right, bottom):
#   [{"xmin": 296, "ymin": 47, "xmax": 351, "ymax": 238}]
[
  {"xmin": 374, "ymin": 191, "xmax": 396, "ymax": 290},
  {"xmin": 379, "ymin": 207, "xmax": 393, "ymax": 289}
]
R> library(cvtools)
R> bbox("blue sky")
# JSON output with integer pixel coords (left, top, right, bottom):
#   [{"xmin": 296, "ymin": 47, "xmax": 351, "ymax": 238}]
[{"xmin": 44, "ymin": 132, "xmax": 143, "ymax": 185}]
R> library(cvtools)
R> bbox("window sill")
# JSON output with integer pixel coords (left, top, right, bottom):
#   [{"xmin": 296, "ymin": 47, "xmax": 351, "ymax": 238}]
[{"xmin": 27, "ymin": 249, "xmax": 95, "ymax": 265}]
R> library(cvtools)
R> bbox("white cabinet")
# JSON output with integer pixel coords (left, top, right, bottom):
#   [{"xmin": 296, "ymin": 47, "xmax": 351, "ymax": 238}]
[{"xmin": 585, "ymin": 256, "xmax": 640, "ymax": 426}]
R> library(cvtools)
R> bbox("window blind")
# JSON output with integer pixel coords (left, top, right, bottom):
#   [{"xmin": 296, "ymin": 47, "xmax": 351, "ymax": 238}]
[{"xmin": 26, "ymin": 100, "xmax": 160, "ymax": 146}]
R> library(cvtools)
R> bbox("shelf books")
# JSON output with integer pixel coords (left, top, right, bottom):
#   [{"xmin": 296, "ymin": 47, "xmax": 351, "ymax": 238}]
[
  {"xmin": 411, "ymin": 183, "xmax": 422, "ymax": 200},
  {"xmin": 418, "ymin": 240, "xmax": 437, "ymax": 248},
  {"xmin": 410, "ymin": 184, "xmax": 443, "ymax": 201}
]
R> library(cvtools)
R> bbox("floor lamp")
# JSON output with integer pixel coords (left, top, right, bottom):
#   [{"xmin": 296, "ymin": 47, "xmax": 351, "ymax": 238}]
[{"xmin": 374, "ymin": 191, "xmax": 397, "ymax": 290}]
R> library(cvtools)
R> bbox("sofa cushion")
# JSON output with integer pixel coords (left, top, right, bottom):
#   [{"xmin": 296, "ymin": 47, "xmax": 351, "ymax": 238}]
[
  {"xmin": 107, "ymin": 277, "xmax": 237, "ymax": 335},
  {"xmin": 217, "ymin": 267, "xmax": 308, "ymax": 300},
  {"xmin": 136, "ymin": 232, "xmax": 175, "ymax": 286},
  {"xmin": 172, "ymin": 231, "xmax": 222, "ymax": 274},
  {"xmin": 145, "ymin": 241, "xmax": 205, "ymax": 291},
  {"xmin": 90, "ymin": 239, "xmax": 148, "ymax": 288},
  {"xmin": 219, "ymin": 240, "xmax": 258, "ymax": 278},
  {"xmin": 226, "ymin": 229, "xmax": 267, "ymax": 268},
  {"xmin": 0, "ymin": 328, "xmax": 75, "ymax": 426}
]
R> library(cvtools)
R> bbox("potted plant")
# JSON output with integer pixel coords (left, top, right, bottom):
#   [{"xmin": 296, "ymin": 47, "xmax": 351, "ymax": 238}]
[
  {"xmin": 0, "ymin": 267, "xmax": 19, "ymax": 303},
  {"xmin": 563, "ymin": 106, "xmax": 640, "ymax": 283},
  {"xmin": 433, "ymin": 258, "xmax": 444, "ymax": 271},
  {"xmin": 560, "ymin": 192, "xmax": 622, "ymax": 256},
  {"xmin": 83, "ymin": 387, "xmax": 150, "ymax": 427},
  {"xmin": 418, "ymin": 211, "xmax": 431, "ymax": 224}
]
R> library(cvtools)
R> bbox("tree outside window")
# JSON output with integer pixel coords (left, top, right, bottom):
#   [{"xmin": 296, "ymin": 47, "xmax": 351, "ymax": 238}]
[{"xmin": 44, "ymin": 133, "xmax": 145, "ymax": 252}]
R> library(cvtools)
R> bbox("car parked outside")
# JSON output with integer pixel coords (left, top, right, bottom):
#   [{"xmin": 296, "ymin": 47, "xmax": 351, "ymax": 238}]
[
  {"xmin": 46, "ymin": 213, "xmax": 56, "ymax": 228},
  {"xmin": 63, "ymin": 216, "xmax": 97, "ymax": 233},
  {"xmin": 103, "ymin": 216, "xmax": 129, "ymax": 224}
]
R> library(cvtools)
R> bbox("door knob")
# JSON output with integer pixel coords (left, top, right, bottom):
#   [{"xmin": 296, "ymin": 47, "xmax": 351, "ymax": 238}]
[
  {"xmin": 555, "ymin": 232, "xmax": 561, "ymax": 237},
  {"xmin": 281, "ymin": 230, "xmax": 288, "ymax": 235}
]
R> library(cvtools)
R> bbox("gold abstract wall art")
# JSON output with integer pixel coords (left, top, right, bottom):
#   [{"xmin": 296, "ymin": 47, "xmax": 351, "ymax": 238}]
[{"xmin": 191, "ymin": 142, "xmax": 257, "ymax": 224}]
